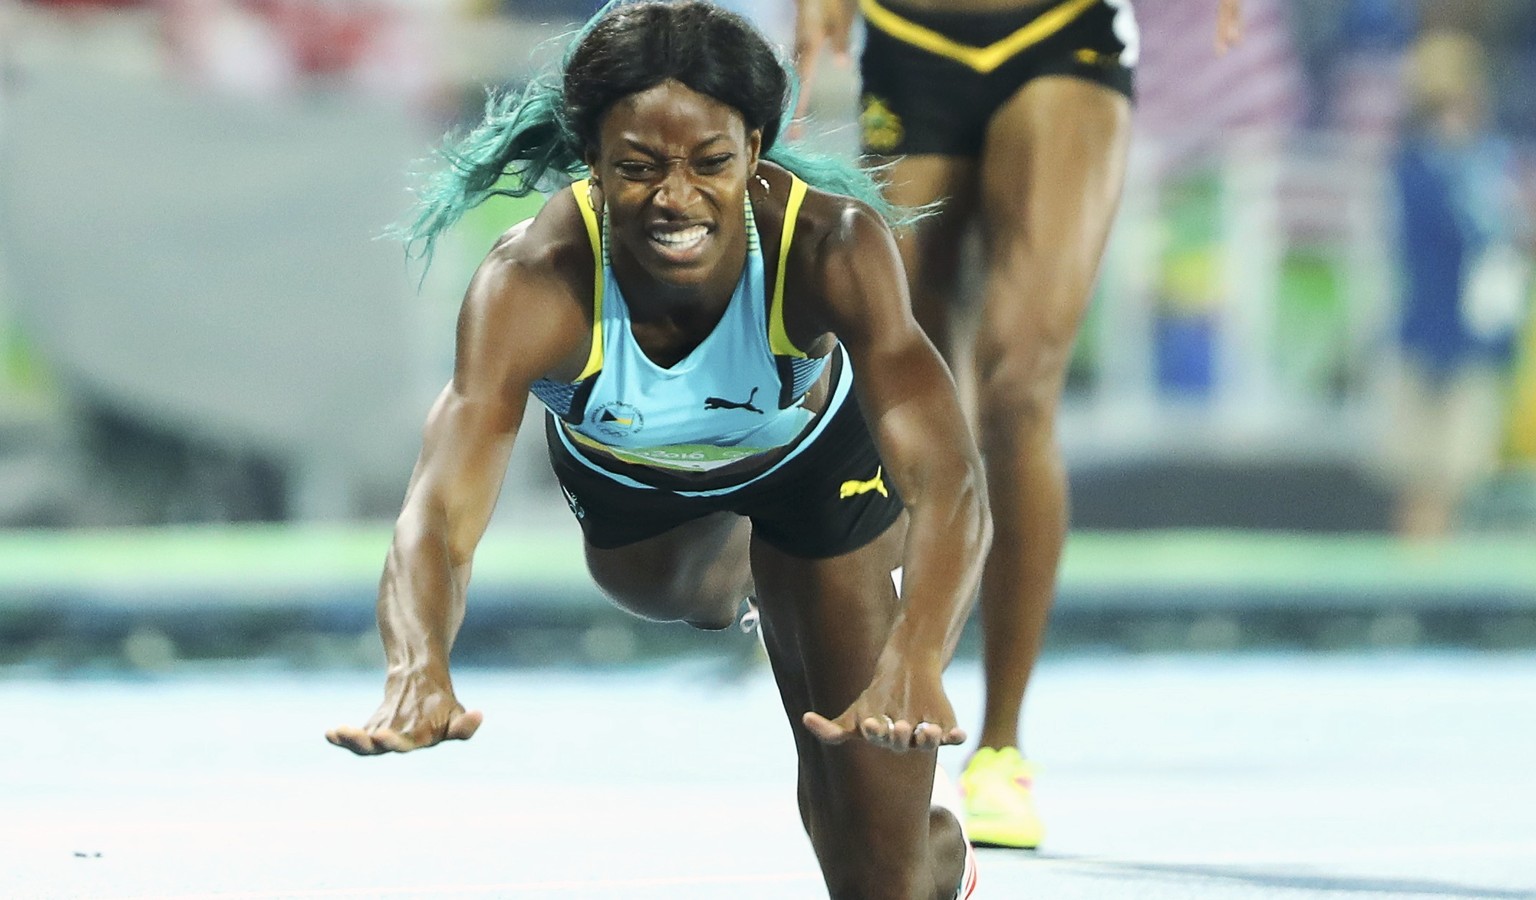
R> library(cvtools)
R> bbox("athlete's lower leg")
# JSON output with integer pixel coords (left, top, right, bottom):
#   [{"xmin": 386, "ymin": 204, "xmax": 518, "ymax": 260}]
[
  {"xmin": 752, "ymin": 532, "xmax": 967, "ymax": 899},
  {"xmin": 968, "ymin": 78, "xmax": 1131, "ymax": 756},
  {"xmin": 974, "ymin": 379, "xmax": 1067, "ymax": 751}
]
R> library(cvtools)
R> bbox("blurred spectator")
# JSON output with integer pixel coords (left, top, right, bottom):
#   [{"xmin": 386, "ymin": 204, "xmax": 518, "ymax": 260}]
[
  {"xmin": 1383, "ymin": 29, "xmax": 1533, "ymax": 539},
  {"xmin": 1288, "ymin": 0, "xmax": 1414, "ymax": 131},
  {"xmin": 1133, "ymin": 0, "xmax": 1306, "ymax": 170},
  {"xmin": 1419, "ymin": 0, "xmax": 1536, "ymax": 139},
  {"xmin": 161, "ymin": 0, "xmax": 437, "ymax": 103}
]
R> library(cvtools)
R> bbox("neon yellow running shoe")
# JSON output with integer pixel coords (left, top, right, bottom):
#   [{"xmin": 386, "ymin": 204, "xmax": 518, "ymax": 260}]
[{"xmin": 958, "ymin": 746, "xmax": 1044, "ymax": 849}]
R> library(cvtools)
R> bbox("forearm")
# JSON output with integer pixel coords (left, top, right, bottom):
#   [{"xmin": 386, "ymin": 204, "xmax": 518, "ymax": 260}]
[
  {"xmin": 874, "ymin": 400, "xmax": 989, "ymax": 658},
  {"xmin": 376, "ymin": 507, "xmax": 470, "ymax": 680},
  {"xmin": 372, "ymin": 382, "xmax": 519, "ymax": 679},
  {"xmin": 856, "ymin": 352, "xmax": 992, "ymax": 667},
  {"xmin": 887, "ymin": 461, "xmax": 991, "ymax": 666}
]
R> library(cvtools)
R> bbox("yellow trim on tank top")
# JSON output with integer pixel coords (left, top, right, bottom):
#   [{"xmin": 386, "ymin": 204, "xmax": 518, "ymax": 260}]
[
  {"xmin": 859, "ymin": 0, "xmax": 1098, "ymax": 75},
  {"xmin": 571, "ymin": 178, "xmax": 605, "ymax": 382},
  {"xmin": 769, "ymin": 175, "xmax": 810, "ymax": 359}
]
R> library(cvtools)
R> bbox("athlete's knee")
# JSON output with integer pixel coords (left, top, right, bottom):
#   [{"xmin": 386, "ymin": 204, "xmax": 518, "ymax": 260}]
[
  {"xmin": 589, "ymin": 565, "xmax": 743, "ymax": 628},
  {"xmin": 926, "ymin": 806, "xmax": 969, "ymax": 899},
  {"xmin": 825, "ymin": 867, "xmax": 954, "ymax": 900},
  {"xmin": 681, "ymin": 595, "xmax": 742, "ymax": 631},
  {"xmin": 972, "ymin": 334, "xmax": 1070, "ymax": 439}
]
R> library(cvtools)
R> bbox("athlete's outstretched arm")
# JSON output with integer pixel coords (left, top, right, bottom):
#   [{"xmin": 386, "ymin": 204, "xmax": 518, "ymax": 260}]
[
  {"xmin": 327, "ymin": 223, "xmax": 588, "ymax": 756},
  {"xmin": 1217, "ymin": 0, "xmax": 1244, "ymax": 53},
  {"xmin": 802, "ymin": 202, "xmax": 992, "ymax": 752},
  {"xmin": 791, "ymin": 0, "xmax": 858, "ymax": 120}
]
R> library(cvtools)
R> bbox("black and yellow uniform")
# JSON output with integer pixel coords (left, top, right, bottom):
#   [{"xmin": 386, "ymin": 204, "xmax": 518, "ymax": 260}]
[{"xmin": 858, "ymin": 0, "xmax": 1138, "ymax": 157}]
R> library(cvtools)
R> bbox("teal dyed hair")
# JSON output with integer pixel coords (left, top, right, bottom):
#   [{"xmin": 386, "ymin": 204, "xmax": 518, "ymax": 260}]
[{"xmin": 395, "ymin": 0, "xmax": 916, "ymax": 268}]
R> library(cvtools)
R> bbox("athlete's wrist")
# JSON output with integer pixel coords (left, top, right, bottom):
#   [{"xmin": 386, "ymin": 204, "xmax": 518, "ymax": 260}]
[{"xmin": 878, "ymin": 624, "xmax": 946, "ymax": 672}]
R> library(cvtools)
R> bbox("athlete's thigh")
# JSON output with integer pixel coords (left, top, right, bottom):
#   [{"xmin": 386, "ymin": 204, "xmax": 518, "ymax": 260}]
[
  {"xmin": 549, "ymin": 420, "xmax": 751, "ymax": 620},
  {"xmin": 873, "ymin": 154, "xmax": 981, "ymax": 357},
  {"xmin": 877, "ymin": 154, "xmax": 980, "ymax": 218},
  {"xmin": 583, "ymin": 510, "xmax": 750, "ymax": 623},
  {"xmin": 751, "ymin": 515, "xmax": 905, "ymax": 702},
  {"xmin": 977, "ymin": 76, "xmax": 1131, "ymax": 337}
]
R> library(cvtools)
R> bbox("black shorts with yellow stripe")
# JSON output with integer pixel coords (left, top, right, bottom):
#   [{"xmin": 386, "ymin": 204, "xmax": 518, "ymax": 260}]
[
  {"xmin": 859, "ymin": 0, "xmax": 1137, "ymax": 157},
  {"xmin": 545, "ymin": 386, "xmax": 904, "ymax": 560}
]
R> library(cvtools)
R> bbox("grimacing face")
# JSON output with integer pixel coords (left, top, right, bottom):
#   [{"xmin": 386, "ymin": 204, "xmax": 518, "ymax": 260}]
[{"xmin": 588, "ymin": 79, "xmax": 763, "ymax": 294}]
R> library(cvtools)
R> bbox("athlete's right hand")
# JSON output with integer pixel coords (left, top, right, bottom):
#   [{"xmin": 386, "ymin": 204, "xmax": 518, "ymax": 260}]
[
  {"xmin": 325, "ymin": 671, "xmax": 482, "ymax": 755},
  {"xmin": 792, "ymin": 0, "xmax": 858, "ymax": 121}
]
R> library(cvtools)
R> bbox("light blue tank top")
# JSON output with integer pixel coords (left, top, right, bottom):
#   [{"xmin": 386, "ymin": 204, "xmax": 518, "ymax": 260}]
[{"xmin": 531, "ymin": 176, "xmax": 836, "ymax": 478}]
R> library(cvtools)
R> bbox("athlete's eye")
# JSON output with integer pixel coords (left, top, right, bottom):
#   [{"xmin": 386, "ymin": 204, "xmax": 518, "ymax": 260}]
[
  {"xmin": 616, "ymin": 161, "xmax": 655, "ymax": 179},
  {"xmin": 695, "ymin": 154, "xmax": 734, "ymax": 174}
]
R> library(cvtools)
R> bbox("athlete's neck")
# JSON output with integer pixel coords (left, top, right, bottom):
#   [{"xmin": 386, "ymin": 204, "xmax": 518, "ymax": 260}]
[
  {"xmin": 612, "ymin": 245, "xmax": 747, "ymax": 324},
  {"xmin": 614, "ymin": 241, "xmax": 749, "ymax": 369}
]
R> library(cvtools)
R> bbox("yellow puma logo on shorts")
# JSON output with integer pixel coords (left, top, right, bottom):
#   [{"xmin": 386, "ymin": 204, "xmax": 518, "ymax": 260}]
[
  {"xmin": 839, "ymin": 466, "xmax": 889, "ymax": 499},
  {"xmin": 1075, "ymin": 48, "xmax": 1120, "ymax": 67}
]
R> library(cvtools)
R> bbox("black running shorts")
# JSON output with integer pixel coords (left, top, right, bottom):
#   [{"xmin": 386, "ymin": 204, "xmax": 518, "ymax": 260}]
[
  {"xmin": 545, "ymin": 388, "xmax": 904, "ymax": 560},
  {"xmin": 859, "ymin": 0, "xmax": 1137, "ymax": 157}
]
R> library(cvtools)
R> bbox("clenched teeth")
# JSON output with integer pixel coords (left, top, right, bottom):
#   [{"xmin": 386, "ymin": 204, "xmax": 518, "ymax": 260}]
[{"xmin": 651, "ymin": 226, "xmax": 708, "ymax": 248}]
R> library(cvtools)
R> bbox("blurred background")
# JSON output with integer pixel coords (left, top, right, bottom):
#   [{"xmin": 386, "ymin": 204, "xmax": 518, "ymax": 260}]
[{"xmin": 2, "ymin": 0, "xmax": 1535, "ymax": 672}]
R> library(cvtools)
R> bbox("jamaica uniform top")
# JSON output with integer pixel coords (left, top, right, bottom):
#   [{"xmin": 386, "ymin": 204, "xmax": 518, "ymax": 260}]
[{"xmin": 529, "ymin": 175, "xmax": 845, "ymax": 492}]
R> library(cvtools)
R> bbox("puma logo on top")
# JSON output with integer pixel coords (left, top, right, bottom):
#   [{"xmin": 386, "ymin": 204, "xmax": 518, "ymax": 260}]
[
  {"xmin": 839, "ymin": 466, "xmax": 889, "ymax": 499},
  {"xmin": 704, "ymin": 386, "xmax": 764, "ymax": 414}
]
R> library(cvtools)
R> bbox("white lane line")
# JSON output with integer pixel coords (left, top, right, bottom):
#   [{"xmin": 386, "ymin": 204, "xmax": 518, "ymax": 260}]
[
  {"xmin": 1019, "ymin": 838, "xmax": 1536, "ymax": 868},
  {"xmin": 110, "ymin": 870, "xmax": 824, "ymax": 900}
]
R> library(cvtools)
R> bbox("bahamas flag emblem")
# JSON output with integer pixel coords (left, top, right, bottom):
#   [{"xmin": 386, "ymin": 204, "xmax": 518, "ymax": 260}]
[{"xmin": 592, "ymin": 401, "xmax": 644, "ymax": 438}]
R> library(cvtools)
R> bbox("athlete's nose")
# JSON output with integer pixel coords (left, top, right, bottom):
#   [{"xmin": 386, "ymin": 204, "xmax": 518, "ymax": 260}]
[{"xmin": 653, "ymin": 164, "xmax": 700, "ymax": 214}]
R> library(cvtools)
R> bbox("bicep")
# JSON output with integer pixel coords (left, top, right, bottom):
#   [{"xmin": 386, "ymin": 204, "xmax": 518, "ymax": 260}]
[{"xmin": 400, "ymin": 384, "xmax": 524, "ymax": 562}]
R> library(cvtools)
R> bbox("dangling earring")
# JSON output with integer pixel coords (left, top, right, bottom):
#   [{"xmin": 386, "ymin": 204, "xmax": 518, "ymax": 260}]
[
  {"xmin": 587, "ymin": 180, "xmax": 601, "ymax": 210},
  {"xmin": 756, "ymin": 174, "xmax": 770, "ymax": 194}
]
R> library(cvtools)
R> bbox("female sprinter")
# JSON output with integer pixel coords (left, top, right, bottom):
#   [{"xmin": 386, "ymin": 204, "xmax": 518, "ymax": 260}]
[{"xmin": 327, "ymin": 3, "xmax": 988, "ymax": 898}]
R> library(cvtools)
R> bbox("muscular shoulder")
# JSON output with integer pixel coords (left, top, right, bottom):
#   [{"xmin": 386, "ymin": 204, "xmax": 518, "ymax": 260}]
[
  {"xmin": 475, "ymin": 188, "xmax": 593, "ymax": 308},
  {"xmin": 455, "ymin": 188, "xmax": 596, "ymax": 393},
  {"xmin": 759, "ymin": 164, "xmax": 889, "ymax": 266},
  {"xmin": 758, "ymin": 163, "xmax": 902, "ymax": 340}
]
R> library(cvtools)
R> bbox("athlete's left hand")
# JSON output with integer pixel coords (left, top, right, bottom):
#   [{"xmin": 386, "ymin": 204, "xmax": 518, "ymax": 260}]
[{"xmin": 802, "ymin": 652, "xmax": 965, "ymax": 752}]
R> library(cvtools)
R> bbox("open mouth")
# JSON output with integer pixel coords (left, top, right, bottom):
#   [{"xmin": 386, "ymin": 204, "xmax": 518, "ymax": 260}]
[{"xmin": 647, "ymin": 224, "xmax": 711, "ymax": 262}]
